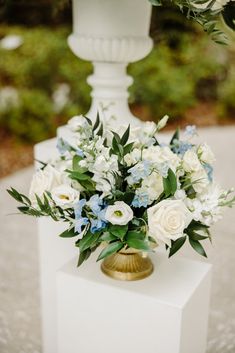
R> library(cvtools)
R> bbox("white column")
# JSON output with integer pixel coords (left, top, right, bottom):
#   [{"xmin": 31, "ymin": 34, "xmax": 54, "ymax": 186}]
[{"xmin": 68, "ymin": 0, "xmax": 153, "ymax": 125}]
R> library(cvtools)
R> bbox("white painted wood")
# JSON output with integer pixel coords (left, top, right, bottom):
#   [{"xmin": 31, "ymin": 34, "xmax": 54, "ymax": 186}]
[
  {"xmin": 35, "ymin": 139, "xmax": 78, "ymax": 353},
  {"xmin": 57, "ymin": 252, "xmax": 212, "ymax": 353}
]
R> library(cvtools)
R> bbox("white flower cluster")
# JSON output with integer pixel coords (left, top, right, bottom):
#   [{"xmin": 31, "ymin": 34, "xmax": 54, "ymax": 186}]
[{"xmin": 17, "ymin": 115, "xmax": 233, "ymax": 261}]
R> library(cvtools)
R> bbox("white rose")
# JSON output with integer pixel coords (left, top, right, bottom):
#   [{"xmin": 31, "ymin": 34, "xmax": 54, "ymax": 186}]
[
  {"xmin": 105, "ymin": 201, "xmax": 133, "ymax": 225},
  {"xmin": 183, "ymin": 150, "xmax": 202, "ymax": 172},
  {"xmin": 191, "ymin": 168, "xmax": 209, "ymax": 194},
  {"xmin": 198, "ymin": 143, "xmax": 215, "ymax": 165},
  {"xmin": 147, "ymin": 200, "xmax": 193, "ymax": 246},
  {"xmin": 29, "ymin": 165, "xmax": 66, "ymax": 204},
  {"xmin": 51, "ymin": 184, "xmax": 80, "ymax": 207}
]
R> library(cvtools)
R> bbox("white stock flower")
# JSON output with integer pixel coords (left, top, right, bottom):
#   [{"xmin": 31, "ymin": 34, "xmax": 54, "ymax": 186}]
[
  {"xmin": 198, "ymin": 143, "xmax": 215, "ymax": 165},
  {"xmin": 124, "ymin": 148, "xmax": 142, "ymax": 167},
  {"xmin": 191, "ymin": 168, "xmax": 210, "ymax": 193},
  {"xmin": 105, "ymin": 201, "xmax": 133, "ymax": 225},
  {"xmin": 183, "ymin": 150, "xmax": 202, "ymax": 172},
  {"xmin": 129, "ymin": 122, "xmax": 156, "ymax": 147},
  {"xmin": 142, "ymin": 146, "xmax": 180, "ymax": 172},
  {"xmin": 147, "ymin": 200, "xmax": 193, "ymax": 246},
  {"xmin": 29, "ymin": 165, "xmax": 67, "ymax": 204},
  {"xmin": 186, "ymin": 183, "xmax": 223, "ymax": 226},
  {"xmin": 51, "ymin": 184, "xmax": 80, "ymax": 207}
]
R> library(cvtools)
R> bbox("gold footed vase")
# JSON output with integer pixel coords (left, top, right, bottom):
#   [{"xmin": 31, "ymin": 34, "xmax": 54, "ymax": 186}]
[{"xmin": 101, "ymin": 248, "xmax": 154, "ymax": 281}]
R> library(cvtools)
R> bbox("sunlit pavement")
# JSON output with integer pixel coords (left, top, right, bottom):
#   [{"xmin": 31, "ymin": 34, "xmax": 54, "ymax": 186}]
[{"xmin": 0, "ymin": 126, "xmax": 235, "ymax": 353}]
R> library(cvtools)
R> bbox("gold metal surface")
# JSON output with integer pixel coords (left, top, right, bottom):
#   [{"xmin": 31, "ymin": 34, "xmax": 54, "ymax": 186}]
[{"xmin": 101, "ymin": 248, "xmax": 154, "ymax": 281}]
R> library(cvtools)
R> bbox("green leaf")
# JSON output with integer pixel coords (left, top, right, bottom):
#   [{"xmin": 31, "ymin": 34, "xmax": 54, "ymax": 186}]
[
  {"xmin": 126, "ymin": 238, "xmax": 150, "ymax": 251},
  {"xmin": 189, "ymin": 239, "xmax": 207, "ymax": 258},
  {"xmin": 97, "ymin": 123, "xmax": 103, "ymax": 137},
  {"xmin": 67, "ymin": 170, "xmax": 91, "ymax": 181},
  {"xmin": 77, "ymin": 249, "xmax": 91, "ymax": 267},
  {"xmin": 97, "ymin": 241, "xmax": 123, "ymax": 261},
  {"xmin": 123, "ymin": 142, "xmax": 134, "ymax": 155},
  {"xmin": 78, "ymin": 179, "xmax": 95, "ymax": 191},
  {"xmin": 7, "ymin": 188, "xmax": 23, "ymax": 203},
  {"xmin": 93, "ymin": 112, "xmax": 100, "ymax": 131},
  {"xmin": 59, "ymin": 228, "xmax": 77, "ymax": 238},
  {"xmin": 120, "ymin": 125, "xmax": 130, "ymax": 145},
  {"xmin": 72, "ymin": 155, "xmax": 87, "ymax": 173},
  {"xmin": 126, "ymin": 231, "xmax": 146, "ymax": 241},
  {"xmin": 163, "ymin": 177, "xmax": 171, "ymax": 197},
  {"xmin": 169, "ymin": 236, "xmax": 186, "ymax": 258},
  {"xmin": 112, "ymin": 131, "xmax": 121, "ymax": 143},
  {"xmin": 185, "ymin": 229, "xmax": 208, "ymax": 241},
  {"xmin": 79, "ymin": 231, "xmax": 101, "ymax": 253},
  {"xmin": 163, "ymin": 168, "xmax": 177, "ymax": 197},
  {"xmin": 170, "ymin": 128, "xmax": 179, "ymax": 145},
  {"xmin": 109, "ymin": 225, "xmax": 128, "ymax": 240},
  {"xmin": 100, "ymin": 232, "xmax": 117, "ymax": 242},
  {"xmin": 84, "ymin": 115, "xmax": 92, "ymax": 125},
  {"xmin": 18, "ymin": 206, "xmax": 30, "ymax": 214}
]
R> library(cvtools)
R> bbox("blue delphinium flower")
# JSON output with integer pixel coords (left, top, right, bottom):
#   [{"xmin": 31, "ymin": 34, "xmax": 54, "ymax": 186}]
[
  {"xmin": 75, "ymin": 217, "xmax": 89, "ymax": 233},
  {"xmin": 56, "ymin": 137, "xmax": 71, "ymax": 155},
  {"xmin": 74, "ymin": 199, "xmax": 89, "ymax": 233},
  {"xmin": 87, "ymin": 194, "xmax": 104, "ymax": 216},
  {"xmin": 90, "ymin": 219, "xmax": 106, "ymax": 233},
  {"xmin": 74, "ymin": 199, "xmax": 86, "ymax": 218},
  {"xmin": 128, "ymin": 161, "xmax": 151, "ymax": 184},
  {"xmin": 132, "ymin": 191, "xmax": 149, "ymax": 208},
  {"xmin": 172, "ymin": 141, "xmax": 193, "ymax": 156},
  {"xmin": 203, "ymin": 163, "xmax": 213, "ymax": 182}
]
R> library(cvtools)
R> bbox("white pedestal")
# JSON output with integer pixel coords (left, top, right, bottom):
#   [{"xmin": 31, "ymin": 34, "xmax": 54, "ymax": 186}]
[
  {"xmin": 35, "ymin": 139, "xmax": 78, "ymax": 353},
  {"xmin": 56, "ymin": 252, "xmax": 212, "ymax": 353}
]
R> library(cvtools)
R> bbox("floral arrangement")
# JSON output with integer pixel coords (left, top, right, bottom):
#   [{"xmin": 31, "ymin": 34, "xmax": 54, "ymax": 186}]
[{"xmin": 8, "ymin": 115, "xmax": 234, "ymax": 266}]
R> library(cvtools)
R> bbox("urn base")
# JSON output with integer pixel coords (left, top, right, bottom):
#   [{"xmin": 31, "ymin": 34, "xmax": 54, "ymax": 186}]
[{"xmin": 101, "ymin": 248, "xmax": 154, "ymax": 281}]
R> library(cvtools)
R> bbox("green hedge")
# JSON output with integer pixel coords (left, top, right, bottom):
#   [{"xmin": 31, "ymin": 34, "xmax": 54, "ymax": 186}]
[{"xmin": 0, "ymin": 25, "xmax": 234, "ymax": 143}]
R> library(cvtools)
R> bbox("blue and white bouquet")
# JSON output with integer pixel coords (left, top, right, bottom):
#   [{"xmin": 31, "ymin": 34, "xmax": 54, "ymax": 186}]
[{"xmin": 8, "ymin": 114, "xmax": 235, "ymax": 266}]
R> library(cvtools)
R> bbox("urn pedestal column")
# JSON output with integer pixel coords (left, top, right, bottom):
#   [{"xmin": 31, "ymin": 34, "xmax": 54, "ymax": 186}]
[{"xmin": 68, "ymin": 0, "xmax": 153, "ymax": 125}]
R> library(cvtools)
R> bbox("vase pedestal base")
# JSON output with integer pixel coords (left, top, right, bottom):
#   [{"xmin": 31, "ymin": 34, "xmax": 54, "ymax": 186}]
[{"xmin": 101, "ymin": 250, "xmax": 154, "ymax": 281}]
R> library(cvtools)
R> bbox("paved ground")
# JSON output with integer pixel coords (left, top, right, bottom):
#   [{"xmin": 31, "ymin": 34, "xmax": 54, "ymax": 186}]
[{"xmin": 0, "ymin": 126, "xmax": 235, "ymax": 353}]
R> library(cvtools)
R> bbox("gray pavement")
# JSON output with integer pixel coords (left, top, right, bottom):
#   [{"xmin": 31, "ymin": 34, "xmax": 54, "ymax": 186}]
[{"xmin": 0, "ymin": 126, "xmax": 235, "ymax": 353}]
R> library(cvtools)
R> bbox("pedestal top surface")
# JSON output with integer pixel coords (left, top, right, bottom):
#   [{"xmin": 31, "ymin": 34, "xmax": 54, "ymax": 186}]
[{"xmin": 59, "ymin": 251, "xmax": 211, "ymax": 308}]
